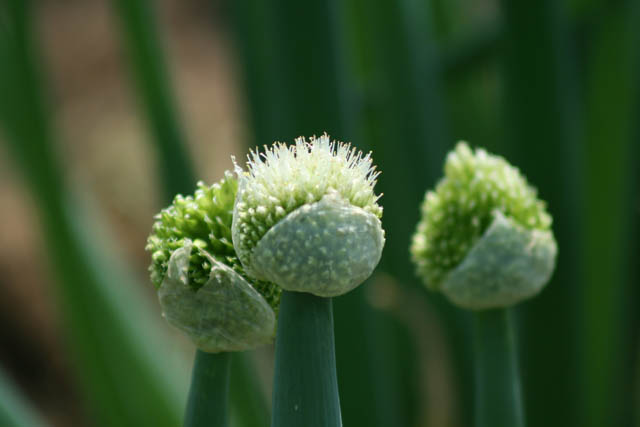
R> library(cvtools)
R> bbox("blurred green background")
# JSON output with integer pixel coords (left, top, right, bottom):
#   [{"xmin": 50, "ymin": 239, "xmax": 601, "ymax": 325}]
[{"xmin": 0, "ymin": 0, "xmax": 638, "ymax": 426}]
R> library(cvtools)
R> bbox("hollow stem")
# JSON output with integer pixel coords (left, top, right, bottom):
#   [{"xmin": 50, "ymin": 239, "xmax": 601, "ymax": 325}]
[
  {"xmin": 473, "ymin": 308, "xmax": 524, "ymax": 427},
  {"xmin": 272, "ymin": 291, "xmax": 342, "ymax": 427},
  {"xmin": 184, "ymin": 350, "xmax": 231, "ymax": 427}
]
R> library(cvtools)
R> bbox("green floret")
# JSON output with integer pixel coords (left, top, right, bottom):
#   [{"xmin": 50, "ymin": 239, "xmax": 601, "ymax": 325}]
[
  {"xmin": 145, "ymin": 171, "xmax": 281, "ymax": 311},
  {"xmin": 411, "ymin": 142, "xmax": 552, "ymax": 290}
]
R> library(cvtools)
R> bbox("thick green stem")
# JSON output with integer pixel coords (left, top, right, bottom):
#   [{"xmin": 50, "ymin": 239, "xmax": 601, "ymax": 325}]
[
  {"xmin": 184, "ymin": 350, "xmax": 231, "ymax": 427},
  {"xmin": 473, "ymin": 308, "xmax": 524, "ymax": 427},
  {"xmin": 272, "ymin": 291, "xmax": 342, "ymax": 427}
]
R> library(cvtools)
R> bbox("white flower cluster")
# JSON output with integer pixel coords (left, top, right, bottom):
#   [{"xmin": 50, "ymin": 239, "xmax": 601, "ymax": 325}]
[{"xmin": 233, "ymin": 134, "xmax": 383, "ymax": 279}]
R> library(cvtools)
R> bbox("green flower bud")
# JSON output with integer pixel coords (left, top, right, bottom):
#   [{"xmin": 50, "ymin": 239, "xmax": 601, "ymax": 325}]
[
  {"xmin": 410, "ymin": 142, "xmax": 557, "ymax": 309},
  {"xmin": 145, "ymin": 172, "xmax": 281, "ymax": 352},
  {"xmin": 232, "ymin": 134, "xmax": 385, "ymax": 297}
]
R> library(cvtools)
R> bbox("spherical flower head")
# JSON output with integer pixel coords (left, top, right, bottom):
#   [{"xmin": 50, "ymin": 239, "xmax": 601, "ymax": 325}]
[
  {"xmin": 232, "ymin": 134, "xmax": 385, "ymax": 297},
  {"xmin": 145, "ymin": 171, "xmax": 281, "ymax": 352},
  {"xmin": 410, "ymin": 142, "xmax": 557, "ymax": 309}
]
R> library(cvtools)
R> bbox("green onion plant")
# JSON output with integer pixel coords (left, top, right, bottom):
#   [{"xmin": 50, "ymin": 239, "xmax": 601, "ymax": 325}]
[
  {"xmin": 146, "ymin": 172, "xmax": 281, "ymax": 427},
  {"xmin": 231, "ymin": 135, "xmax": 385, "ymax": 426},
  {"xmin": 411, "ymin": 143, "xmax": 557, "ymax": 427}
]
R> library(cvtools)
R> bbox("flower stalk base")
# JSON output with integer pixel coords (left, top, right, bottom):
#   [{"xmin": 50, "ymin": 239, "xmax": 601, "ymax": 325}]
[
  {"xmin": 184, "ymin": 350, "xmax": 230, "ymax": 427},
  {"xmin": 272, "ymin": 291, "xmax": 342, "ymax": 427},
  {"xmin": 473, "ymin": 308, "xmax": 524, "ymax": 427}
]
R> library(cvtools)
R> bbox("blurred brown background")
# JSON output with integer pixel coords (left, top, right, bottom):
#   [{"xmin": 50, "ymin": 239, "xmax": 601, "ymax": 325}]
[
  {"xmin": 0, "ymin": 2, "xmax": 456, "ymax": 425},
  {"xmin": 0, "ymin": 1, "xmax": 244, "ymax": 424},
  {"xmin": 2, "ymin": 0, "xmax": 638, "ymax": 426}
]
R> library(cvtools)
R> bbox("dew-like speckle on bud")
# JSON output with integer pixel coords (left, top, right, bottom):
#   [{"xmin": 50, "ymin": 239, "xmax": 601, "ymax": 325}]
[
  {"xmin": 232, "ymin": 134, "xmax": 385, "ymax": 296},
  {"xmin": 410, "ymin": 142, "xmax": 557, "ymax": 309}
]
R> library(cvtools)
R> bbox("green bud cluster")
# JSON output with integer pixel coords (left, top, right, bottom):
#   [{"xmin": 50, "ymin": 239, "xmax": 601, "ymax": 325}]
[
  {"xmin": 411, "ymin": 142, "xmax": 552, "ymax": 291},
  {"xmin": 146, "ymin": 171, "xmax": 281, "ymax": 311}
]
